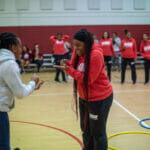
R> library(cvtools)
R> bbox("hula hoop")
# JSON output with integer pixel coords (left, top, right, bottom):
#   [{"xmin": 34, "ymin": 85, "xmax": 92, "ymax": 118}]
[
  {"xmin": 108, "ymin": 131, "xmax": 150, "ymax": 150},
  {"xmin": 139, "ymin": 118, "xmax": 150, "ymax": 129}
]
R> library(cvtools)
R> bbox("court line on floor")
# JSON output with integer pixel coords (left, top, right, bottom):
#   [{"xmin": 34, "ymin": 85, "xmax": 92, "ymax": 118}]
[
  {"xmin": 10, "ymin": 120, "xmax": 83, "ymax": 148},
  {"xmin": 113, "ymin": 99, "xmax": 150, "ymax": 128},
  {"xmin": 31, "ymin": 89, "xmax": 150, "ymax": 96},
  {"xmin": 30, "ymin": 91, "xmax": 150, "ymax": 128},
  {"xmin": 115, "ymin": 89, "xmax": 150, "ymax": 94},
  {"xmin": 31, "ymin": 92, "xmax": 72, "ymax": 96}
]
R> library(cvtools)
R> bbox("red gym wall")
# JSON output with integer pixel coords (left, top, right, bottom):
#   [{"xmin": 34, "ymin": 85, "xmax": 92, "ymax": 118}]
[{"xmin": 0, "ymin": 25, "xmax": 150, "ymax": 54}]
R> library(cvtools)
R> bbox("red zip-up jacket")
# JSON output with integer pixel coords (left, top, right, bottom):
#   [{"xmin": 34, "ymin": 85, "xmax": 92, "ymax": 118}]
[
  {"xmin": 49, "ymin": 35, "xmax": 69, "ymax": 55},
  {"xmin": 120, "ymin": 38, "xmax": 137, "ymax": 59},
  {"xmin": 99, "ymin": 38, "xmax": 117, "ymax": 57},
  {"xmin": 94, "ymin": 41, "xmax": 103, "ymax": 53},
  {"xmin": 66, "ymin": 43, "xmax": 113, "ymax": 101},
  {"xmin": 140, "ymin": 40, "xmax": 150, "ymax": 60}
]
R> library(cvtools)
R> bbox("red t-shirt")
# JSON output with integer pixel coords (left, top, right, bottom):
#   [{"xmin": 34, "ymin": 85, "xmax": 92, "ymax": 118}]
[
  {"xmin": 99, "ymin": 38, "xmax": 117, "ymax": 57},
  {"xmin": 120, "ymin": 38, "xmax": 137, "ymax": 59},
  {"xmin": 49, "ymin": 35, "xmax": 69, "ymax": 55},
  {"xmin": 66, "ymin": 43, "xmax": 113, "ymax": 101},
  {"xmin": 140, "ymin": 40, "xmax": 150, "ymax": 60}
]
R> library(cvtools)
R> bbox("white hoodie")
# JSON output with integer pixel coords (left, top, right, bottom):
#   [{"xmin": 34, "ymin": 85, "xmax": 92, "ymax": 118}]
[{"xmin": 0, "ymin": 49, "xmax": 35, "ymax": 112}]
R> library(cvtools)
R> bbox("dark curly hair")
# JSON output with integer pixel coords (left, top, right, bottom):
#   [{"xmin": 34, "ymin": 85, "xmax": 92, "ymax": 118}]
[
  {"xmin": 0, "ymin": 32, "xmax": 19, "ymax": 49},
  {"xmin": 73, "ymin": 29, "xmax": 94, "ymax": 120}
]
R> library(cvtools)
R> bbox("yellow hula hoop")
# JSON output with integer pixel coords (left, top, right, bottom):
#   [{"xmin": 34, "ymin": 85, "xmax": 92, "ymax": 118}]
[{"xmin": 108, "ymin": 131, "xmax": 150, "ymax": 150}]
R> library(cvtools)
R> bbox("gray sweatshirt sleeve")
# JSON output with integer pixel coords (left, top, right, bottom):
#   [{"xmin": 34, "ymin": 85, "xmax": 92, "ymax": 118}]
[
  {"xmin": 3, "ymin": 61, "xmax": 36, "ymax": 99},
  {"xmin": 115, "ymin": 37, "xmax": 121, "ymax": 47}
]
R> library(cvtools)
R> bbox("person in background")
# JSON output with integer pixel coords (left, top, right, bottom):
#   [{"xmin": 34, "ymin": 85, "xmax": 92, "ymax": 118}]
[
  {"xmin": 0, "ymin": 32, "xmax": 44, "ymax": 150},
  {"xmin": 120, "ymin": 29, "xmax": 137, "ymax": 84},
  {"xmin": 64, "ymin": 41, "xmax": 72, "ymax": 60},
  {"xmin": 34, "ymin": 44, "xmax": 44, "ymax": 73},
  {"xmin": 112, "ymin": 32, "xmax": 121, "ymax": 72},
  {"xmin": 29, "ymin": 48, "xmax": 35, "ymax": 63},
  {"xmin": 99, "ymin": 31, "xmax": 117, "ymax": 81},
  {"xmin": 49, "ymin": 33, "xmax": 69, "ymax": 83},
  {"xmin": 92, "ymin": 33, "xmax": 99, "ymax": 44},
  {"xmin": 64, "ymin": 41, "xmax": 72, "ymax": 80},
  {"xmin": 21, "ymin": 46, "xmax": 31, "ymax": 73},
  {"xmin": 140, "ymin": 33, "xmax": 150, "ymax": 84},
  {"xmin": 54, "ymin": 29, "xmax": 113, "ymax": 150}
]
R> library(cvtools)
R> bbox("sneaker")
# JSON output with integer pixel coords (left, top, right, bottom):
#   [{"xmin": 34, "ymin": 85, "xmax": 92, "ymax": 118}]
[
  {"xmin": 54, "ymin": 79, "xmax": 61, "ymax": 84},
  {"xmin": 144, "ymin": 82, "xmax": 149, "ymax": 85},
  {"xmin": 62, "ymin": 80, "xmax": 67, "ymax": 83},
  {"xmin": 112, "ymin": 69, "xmax": 116, "ymax": 72},
  {"xmin": 121, "ymin": 82, "xmax": 124, "ymax": 85},
  {"xmin": 118, "ymin": 69, "xmax": 121, "ymax": 72},
  {"xmin": 133, "ymin": 81, "xmax": 136, "ymax": 85},
  {"xmin": 20, "ymin": 70, "xmax": 25, "ymax": 74},
  {"xmin": 67, "ymin": 75, "xmax": 72, "ymax": 80}
]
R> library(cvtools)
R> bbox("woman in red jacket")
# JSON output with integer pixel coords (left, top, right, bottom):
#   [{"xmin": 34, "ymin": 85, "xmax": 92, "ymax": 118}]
[
  {"xmin": 99, "ymin": 31, "xmax": 117, "ymax": 81},
  {"xmin": 49, "ymin": 33, "xmax": 69, "ymax": 83},
  {"xmin": 54, "ymin": 29, "xmax": 113, "ymax": 150},
  {"xmin": 120, "ymin": 30, "xmax": 137, "ymax": 84},
  {"xmin": 140, "ymin": 33, "xmax": 150, "ymax": 84}
]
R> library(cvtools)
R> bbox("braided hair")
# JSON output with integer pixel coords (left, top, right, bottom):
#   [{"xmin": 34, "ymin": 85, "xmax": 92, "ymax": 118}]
[
  {"xmin": 0, "ymin": 32, "xmax": 18, "ymax": 49},
  {"xmin": 73, "ymin": 29, "xmax": 94, "ymax": 118}
]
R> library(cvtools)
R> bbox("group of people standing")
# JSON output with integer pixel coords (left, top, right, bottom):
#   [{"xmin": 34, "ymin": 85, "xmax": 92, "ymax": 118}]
[
  {"xmin": 93, "ymin": 30, "xmax": 150, "ymax": 84},
  {"xmin": 51, "ymin": 30, "xmax": 150, "ymax": 85}
]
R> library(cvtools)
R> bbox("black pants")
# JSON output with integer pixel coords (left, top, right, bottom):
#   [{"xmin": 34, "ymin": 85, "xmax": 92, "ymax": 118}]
[
  {"xmin": 144, "ymin": 59, "xmax": 150, "ymax": 83},
  {"xmin": 64, "ymin": 52, "xmax": 71, "ymax": 60},
  {"xmin": 35, "ymin": 60, "xmax": 43, "ymax": 72},
  {"xmin": 54, "ymin": 55, "xmax": 66, "ymax": 81},
  {"xmin": 121, "ymin": 58, "xmax": 137, "ymax": 84},
  {"xmin": 104, "ymin": 56, "xmax": 112, "ymax": 81},
  {"xmin": 79, "ymin": 93, "xmax": 113, "ymax": 150},
  {"xmin": 112, "ymin": 52, "xmax": 121, "ymax": 72}
]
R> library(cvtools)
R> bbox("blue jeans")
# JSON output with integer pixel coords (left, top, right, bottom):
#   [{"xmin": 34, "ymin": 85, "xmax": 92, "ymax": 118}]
[{"xmin": 0, "ymin": 112, "xmax": 10, "ymax": 150}]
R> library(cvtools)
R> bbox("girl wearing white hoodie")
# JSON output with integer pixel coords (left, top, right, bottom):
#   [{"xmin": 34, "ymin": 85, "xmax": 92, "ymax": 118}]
[{"xmin": 0, "ymin": 32, "xmax": 44, "ymax": 150}]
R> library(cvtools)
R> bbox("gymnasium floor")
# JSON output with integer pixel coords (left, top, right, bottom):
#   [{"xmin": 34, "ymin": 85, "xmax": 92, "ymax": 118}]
[{"xmin": 9, "ymin": 69, "xmax": 150, "ymax": 150}]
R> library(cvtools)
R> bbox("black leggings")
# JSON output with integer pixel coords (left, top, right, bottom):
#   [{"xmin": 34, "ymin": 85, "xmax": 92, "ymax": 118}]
[
  {"xmin": 144, "ymin": 59, "xmax": 150, "ymax": 83},
  {"xmin": 104, "ymin": 56, "xmax": 112, "ymax": 81},
  {"xmin": 79, "ymin": 93, "xmax": 113, "ymax": 150},
  {"xmin": 121, "ymin": 58, "xmax": 136, "ymax": 84},
  {"xmin": 35, "ymin": 60, "xmax": 43, "ymax": 72}
]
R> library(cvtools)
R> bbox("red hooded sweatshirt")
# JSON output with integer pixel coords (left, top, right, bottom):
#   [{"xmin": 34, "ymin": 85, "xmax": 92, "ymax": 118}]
[
  {"xmin": 140, "ymin": 40, "xmax": 150, "ymax": 60},
  {"xmin": 120, "ymin": 38, "xmax": 137, "ymax": 59},
  {"xmin": 66, "ymin": 43, "xmax": 113, "ymax": 101},
  {"xmin": 49, "ymin": 35, "xmax": 69, "ymax": 55},
  {"xmin": 99, "ymin": 38, "xmax": 117, "ymax": 57}
]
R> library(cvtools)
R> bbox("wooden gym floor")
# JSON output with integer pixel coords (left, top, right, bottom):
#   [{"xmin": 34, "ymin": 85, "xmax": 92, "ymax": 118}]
[{"xmin": 9, "ymin": 68, "xmax": 150, "ymax": 150}]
